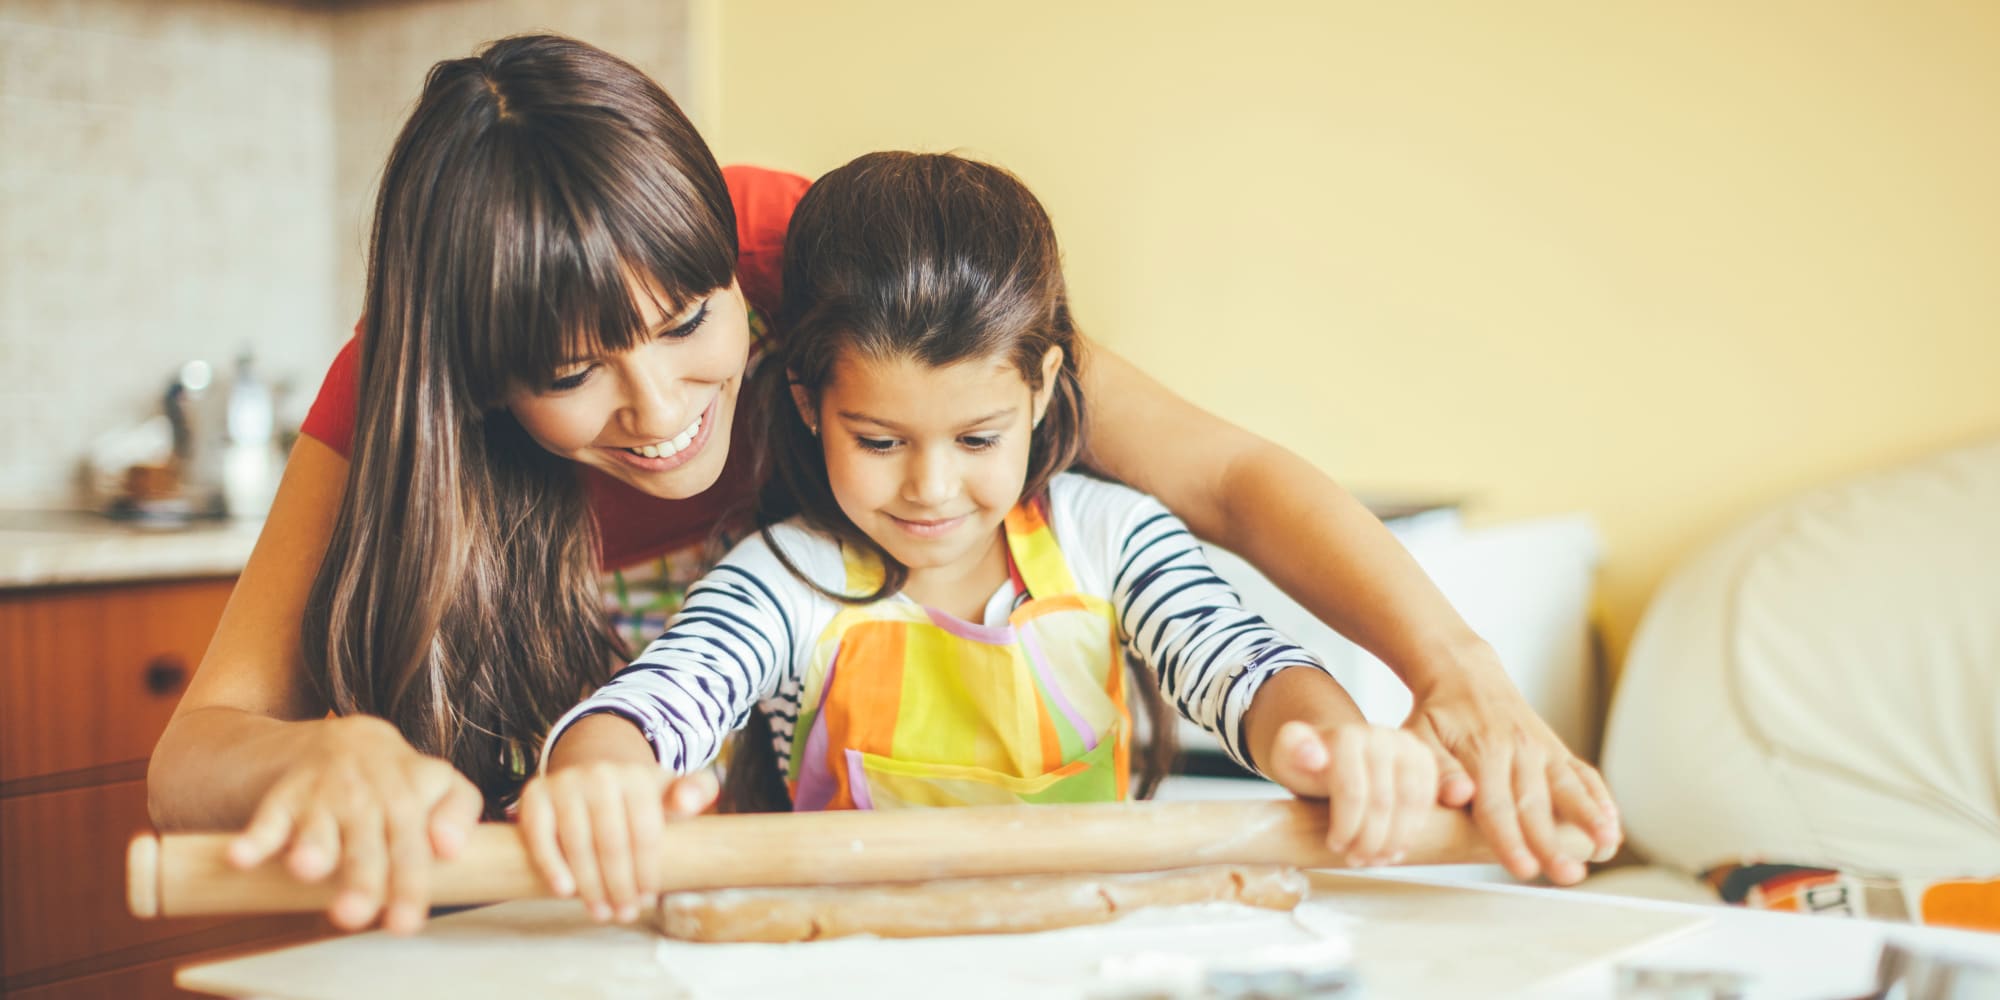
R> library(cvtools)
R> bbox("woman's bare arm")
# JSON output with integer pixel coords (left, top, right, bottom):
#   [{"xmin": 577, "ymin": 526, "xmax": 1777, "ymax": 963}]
[
  {"xmin": 146, "ymin": 435, "xmax": 482, "ymax": 932},
  {"xmin": 1076, "ymin": 340, "xmax": 1619, "ymax": 884}
]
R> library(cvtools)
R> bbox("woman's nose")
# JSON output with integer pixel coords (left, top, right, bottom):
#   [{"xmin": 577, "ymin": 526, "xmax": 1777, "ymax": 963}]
[{"xmin": 620, "ymin": 364, "xmax": 688, "ymax": 441}]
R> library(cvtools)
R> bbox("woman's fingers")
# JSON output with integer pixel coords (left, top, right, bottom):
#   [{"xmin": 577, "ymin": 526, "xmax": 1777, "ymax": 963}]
[
  {"xmin": 230, "ymin": 778, "xmax": 304, "ymax": 870},
  {"xmin": 1572, "ymin": 760, "xmax": 1622, "ymax": 856},
  {"xmin": 330, "ymin": 800, "xmax": 389, "ymax": 931},
  {"xmin": 1470, "ymin": 742, "xmax": 1538, "ymax": 880},
  {"xmin": 286, "ymin": 806, "xmax": 342, "ymax": 882},
  {"xmin": 427, "ymin": 770, "xmax": 485, "ymax": 861},
  {"xmin": 1511, "ymin": 747, "xmax": 1577, "ymax": 884},
  {"xmin": 381, "ymin": 798, "xmax": 434, "ymax": 935}
]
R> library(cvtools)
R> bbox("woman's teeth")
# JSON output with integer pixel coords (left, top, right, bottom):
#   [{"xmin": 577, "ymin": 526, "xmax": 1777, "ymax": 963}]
[{"xmin": 625, "ymin": 413, "xmax": 702, "ymax": 459}]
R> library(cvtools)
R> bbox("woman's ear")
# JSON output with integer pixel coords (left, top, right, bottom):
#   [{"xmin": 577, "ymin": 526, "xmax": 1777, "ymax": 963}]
[
  {"xmin": 789, "ymin": 382, "xmax": 818, "ymax": 436},
  {"xmin": 1031, "ymin": 345, "xmax": 1065, "ymax": 427}
]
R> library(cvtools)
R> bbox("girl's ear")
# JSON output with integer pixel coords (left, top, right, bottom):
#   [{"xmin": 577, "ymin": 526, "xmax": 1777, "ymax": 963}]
[
  {"xmin": 789, "ymin": 382, "xmax": 819, "ymax": 436},
  {"xmin": 1031, "ymin": 345, "xmax": 1065, "ymax": 427}
]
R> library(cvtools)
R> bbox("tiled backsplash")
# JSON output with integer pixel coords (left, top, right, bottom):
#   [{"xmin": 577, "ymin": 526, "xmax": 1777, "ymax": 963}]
[{"xmin": 0, "ymin": 0, "xmax": 698, "ymax": 509}]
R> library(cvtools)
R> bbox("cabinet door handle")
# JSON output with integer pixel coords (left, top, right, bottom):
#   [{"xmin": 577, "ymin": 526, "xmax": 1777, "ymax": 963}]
[{"xmin": 145, "ymin": 655, "xmax": 189, "ymax": 696}]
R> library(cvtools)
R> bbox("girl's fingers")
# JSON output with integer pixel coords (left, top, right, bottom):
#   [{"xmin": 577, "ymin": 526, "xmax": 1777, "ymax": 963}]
[
  {"xmin": 668, "ymin": 770, "xmax": 720, "ymax": 817},
  {"xmin": 516, "ymin": 782, "xmax": 576, "ymax": 898},
  {"xmin": 554, "ymin": 789, "xmax": 608, "ymax": 920},
  {"xmin": 1382, "ymin": 744, "xmax": 1434, "ymax": 866},
  {"xmin": 1348, "ymin": 736, "xmax": 1398, "ymax": 865},
  {"xmin": 626, "ymin": 778, "xmax": 668, "ymax": 902},
  {"xmin": 1269, "ymin": 721, "xmax": 1330, "ymax": 796},
  {"xmin": 1323, "ymin": 727, "xmax": 1369, "ymax": 857},
  {"xmin": 583, "ymin": 776, "xmax": 640, "ymax": 920}
]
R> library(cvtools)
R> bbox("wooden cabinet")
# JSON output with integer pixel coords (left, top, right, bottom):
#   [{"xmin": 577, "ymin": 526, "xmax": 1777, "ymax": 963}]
[{"xmin": 0, "ymin": 577, "xmax": 328, "ymax": 998}]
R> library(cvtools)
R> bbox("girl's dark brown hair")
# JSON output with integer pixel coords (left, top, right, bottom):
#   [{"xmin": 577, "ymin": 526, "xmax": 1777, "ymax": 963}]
[
  {"xmin": 302, "ymin": 34, "xmax": 737, "ymax": 815},
  {"xmin": 721, "ymin": 152, "xmax": 1175, "ymax": 812}
]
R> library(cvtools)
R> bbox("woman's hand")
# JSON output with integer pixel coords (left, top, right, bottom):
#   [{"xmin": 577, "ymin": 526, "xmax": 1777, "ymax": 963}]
[
  {"xmin": 224, "ymin": 714, "xmax": 483, "ymax": 935},
  {"xmin": 1263, "ymin": 720, "xmax": 1440, "ymax": 868},
  {"xmin": 1404, "ymin": 652, "xmax": 1621, "ymax": 885},
  {"xmin": 516, "ymin": 762, "xmax": 718, "ymax": 923}
]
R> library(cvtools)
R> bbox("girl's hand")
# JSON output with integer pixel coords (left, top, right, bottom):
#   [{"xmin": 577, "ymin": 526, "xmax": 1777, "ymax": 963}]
[
  {"xmin": 225, "ymin": 714, "xmax": 484, "ymax": 935},
  {"xmin": 1404, "ymin": 668, "xmax": 1621, "ymax": 885},
  {"xmin": 1264, "ymin": 720, "xmax": 1440, "ymax": 867},
  {"xmin": 516, "ymin": 763, "xmax": 718, "ymax": 923}
]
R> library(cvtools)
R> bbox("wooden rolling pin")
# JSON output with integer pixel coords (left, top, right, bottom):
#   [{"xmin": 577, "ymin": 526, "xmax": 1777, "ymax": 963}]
[{"xmin": 129, "ymin": 798, "xmax": 1605, "ymax": 918}]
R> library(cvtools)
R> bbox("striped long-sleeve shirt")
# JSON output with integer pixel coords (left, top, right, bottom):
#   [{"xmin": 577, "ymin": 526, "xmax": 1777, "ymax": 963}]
[{"xmin": 544, "ymin": 472, "xmax": 1332, "ymax": 782}]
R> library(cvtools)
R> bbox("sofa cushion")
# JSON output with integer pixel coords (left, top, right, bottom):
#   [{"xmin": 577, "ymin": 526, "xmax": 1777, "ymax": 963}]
[{"xmin": 1603, "ymin": 436, "xmax": 2000, "ymax": 878}]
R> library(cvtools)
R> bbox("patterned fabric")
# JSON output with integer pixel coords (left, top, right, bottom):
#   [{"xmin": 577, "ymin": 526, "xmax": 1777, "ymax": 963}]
[
  {"xmin": 543, "ymin": 473, "xmax": 1331, "ymax": 788},
  {"xmin": 788, "ymin": 496, "xmax": 1131, "ymax": 810}
]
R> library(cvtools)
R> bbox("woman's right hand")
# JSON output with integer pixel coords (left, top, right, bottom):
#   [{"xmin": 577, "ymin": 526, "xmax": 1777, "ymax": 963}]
[
  {"xmin": 516, "ymin": 761, "xmax": 718, "ymax": 924},
  {"xmin": 224, "ymin": 714, "xmax": 484, "ymax": 935}
]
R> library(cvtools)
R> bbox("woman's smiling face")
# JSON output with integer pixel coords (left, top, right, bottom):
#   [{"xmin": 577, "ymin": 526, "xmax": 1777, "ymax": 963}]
[{"xmin": 504, "ymin": 277, "xmax": 752, "ymax": 499}]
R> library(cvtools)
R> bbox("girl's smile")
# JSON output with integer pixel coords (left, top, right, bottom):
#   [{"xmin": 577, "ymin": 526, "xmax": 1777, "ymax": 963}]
[{"xmin": 800, "ymin": 346, "xmax": 1063, "ymax": 611}]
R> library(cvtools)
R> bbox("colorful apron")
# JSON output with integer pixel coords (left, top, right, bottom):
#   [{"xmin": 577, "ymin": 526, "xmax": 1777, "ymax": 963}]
[{"xmin": 787, "ymin": 497, "xmax": 1131, "ymax": 810}]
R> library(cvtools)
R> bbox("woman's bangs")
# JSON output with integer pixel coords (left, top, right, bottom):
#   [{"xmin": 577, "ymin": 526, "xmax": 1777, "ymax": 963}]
[{"xmin": 458, "ymin": 132, "xmax": 734, "ymax": 406}]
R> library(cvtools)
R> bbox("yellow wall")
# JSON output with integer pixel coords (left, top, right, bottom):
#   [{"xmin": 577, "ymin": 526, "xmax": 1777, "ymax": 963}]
[{"xmin": 706, "ymin": 2, "xmax": 2000, "ymax": 671}]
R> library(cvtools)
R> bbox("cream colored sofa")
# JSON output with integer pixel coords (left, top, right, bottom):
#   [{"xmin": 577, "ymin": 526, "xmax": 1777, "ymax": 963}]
[{"xmin": 1602, "ymin": 435, "xmax": 2000, "ymax": 891}]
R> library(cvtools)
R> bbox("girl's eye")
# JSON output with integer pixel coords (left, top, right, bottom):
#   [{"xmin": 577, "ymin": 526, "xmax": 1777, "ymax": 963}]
[
  {"xmin": 661, "ymin": 301, "xmax": 710, "ymax": 340},
  {"xmin": 546, "ymin": 365, "xmax": 596, "ymax": 393},
  {"xmin": 960, "ymin": 435, "xmax": 1000, "ymax": 451},
  {"xmin": 856, "ymin": 437, "xmax": 898, "ymax": 453}
]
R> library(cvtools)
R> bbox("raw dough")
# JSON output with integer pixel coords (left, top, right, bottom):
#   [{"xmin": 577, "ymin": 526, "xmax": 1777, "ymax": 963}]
[{"xmin": 657, "ymin": 865, "xmax": 1306, "ymax": 943}]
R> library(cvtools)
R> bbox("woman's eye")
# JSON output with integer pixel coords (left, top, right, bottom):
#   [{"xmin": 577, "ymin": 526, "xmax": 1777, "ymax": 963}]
[
  {"xmin": 660, "ymin": 301, "xmax": 710, "ymax": 340},
  {"xmin": 546, "ymin": 366, "xmax": 595, "ymax": 392},
  {"xmin": 856, "ymin": 437, "xmax": 898, "ymax": 453},
  {"xmin": 960, "ymin": 435, "xmax": 1000, "ymax": 451}
]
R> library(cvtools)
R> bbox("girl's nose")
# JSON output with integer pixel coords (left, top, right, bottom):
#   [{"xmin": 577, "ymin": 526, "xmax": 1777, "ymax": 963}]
[{"xmin": 904, "ymin": 447, "xmax": 958, "ymax": 506}]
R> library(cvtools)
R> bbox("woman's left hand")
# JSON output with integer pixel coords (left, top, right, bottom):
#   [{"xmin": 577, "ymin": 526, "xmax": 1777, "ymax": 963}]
[
  {"xmin": 1402, "ymin": 648, "xmax": 1622, "ymax": 885},
  {"xmin": 1264, "ymin": 720, "xmax": 1441, "ymax": 868}
]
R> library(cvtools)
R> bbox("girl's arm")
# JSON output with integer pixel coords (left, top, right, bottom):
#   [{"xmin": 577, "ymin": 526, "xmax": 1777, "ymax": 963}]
[
  {"xmin": 1082, "ymin": 476, "xmax": 1439, "ymax": 866},
  {"xmin": 1077, "ymin": 339, "xmax": 1618, "ymax": 885},
  {"xmin": 146, "ymin": 436, "xmax": 485, "ymax": 933},
  {"xmin": 516, "ymin": 534, "xmax": 810, "ymax": 923}
]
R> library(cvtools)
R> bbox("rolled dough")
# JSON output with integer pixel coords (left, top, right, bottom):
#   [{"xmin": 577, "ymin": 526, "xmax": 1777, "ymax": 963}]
[{"xmin": 657, "ymin": 865, "xmax": 1307, "ymax": 943}]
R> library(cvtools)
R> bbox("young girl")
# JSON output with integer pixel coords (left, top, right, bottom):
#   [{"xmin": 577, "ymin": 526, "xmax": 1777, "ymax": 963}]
[
  {"xmin": 520, "ymin": 153, "xmax": 1440, "ymax": 923},
  {"xmin": 150, "ymin": 35, "xmax": 1614, "ymax": 937}
]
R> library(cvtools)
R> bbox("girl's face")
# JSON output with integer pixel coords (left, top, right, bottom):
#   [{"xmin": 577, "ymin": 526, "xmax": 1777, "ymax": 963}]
[
  {"xmin": 799, "ymin": 346, "xmax": 1062, "ymax": 586},
  {"xmin": 506, "ymin": 278, "xmax": 752, "ymax": 499}
]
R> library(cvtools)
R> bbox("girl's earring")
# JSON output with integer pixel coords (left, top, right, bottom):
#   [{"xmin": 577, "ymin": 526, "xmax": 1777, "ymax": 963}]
[{"xmin": 808, "ymin": 422, "xmax": 819, "ymax": 437}]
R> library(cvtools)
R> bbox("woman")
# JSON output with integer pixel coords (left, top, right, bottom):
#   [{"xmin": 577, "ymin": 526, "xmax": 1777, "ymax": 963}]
[{"xmin": 148, "ymin": 34, "xmax": 1617, "ymax": 936}]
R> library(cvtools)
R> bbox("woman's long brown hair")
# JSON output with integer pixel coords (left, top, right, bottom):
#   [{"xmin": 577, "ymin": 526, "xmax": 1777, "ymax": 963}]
[
  {"xmin": 722, "ymin": 152, "xmax": 1177, "ymax": 812},
  {"xmin": 302, "ymin": 35, "xmax": 737, "ymax": 815}
]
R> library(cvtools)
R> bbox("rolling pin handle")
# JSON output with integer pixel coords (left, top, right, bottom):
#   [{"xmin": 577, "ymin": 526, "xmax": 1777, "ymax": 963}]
[{"xmin": 128, "ymin": 831, "xmax": 162, "ymax": 919}]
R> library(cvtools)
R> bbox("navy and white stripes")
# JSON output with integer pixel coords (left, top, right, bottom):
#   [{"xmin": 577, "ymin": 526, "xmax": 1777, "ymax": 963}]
[{"xmin": 542, "ymin": 472, "xmax": 1330, "ymax": 782}]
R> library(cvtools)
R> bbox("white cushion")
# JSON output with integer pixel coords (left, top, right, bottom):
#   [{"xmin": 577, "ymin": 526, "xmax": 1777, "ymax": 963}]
[{"xmin": 1603, "ymin": 436, "xmax": 2000, "ymax": 878}]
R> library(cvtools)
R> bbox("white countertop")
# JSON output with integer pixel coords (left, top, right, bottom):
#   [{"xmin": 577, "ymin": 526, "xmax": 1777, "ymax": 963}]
[{"xmin": 0, "ymin": 511, "xmax": 263, "ymax": 589}]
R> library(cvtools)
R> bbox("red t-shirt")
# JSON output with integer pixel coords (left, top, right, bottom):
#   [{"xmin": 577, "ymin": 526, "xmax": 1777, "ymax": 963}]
[{"xmin": 299, "ymin": 165, "xmax": 812, "ymax": 569}]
